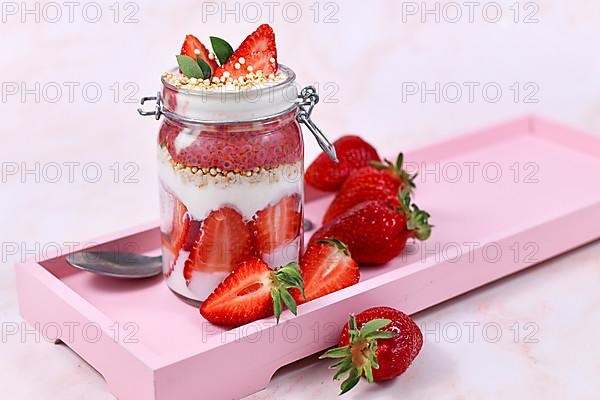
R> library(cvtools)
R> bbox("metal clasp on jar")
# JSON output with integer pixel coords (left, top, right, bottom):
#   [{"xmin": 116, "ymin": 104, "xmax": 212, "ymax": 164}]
[
  {"xmin": 137, "ymin": 92, "xmax": 162, "ymax": 120},
  {"xmin": 296, "ymin": 86, "xmax": 338, "ymax": 163}
]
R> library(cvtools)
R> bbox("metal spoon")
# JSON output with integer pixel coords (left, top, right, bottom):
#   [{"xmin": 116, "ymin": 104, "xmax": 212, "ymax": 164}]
[
  {"xmin": 65, "ymin": 218, "xmax": 316, "ymax": 279},
  {"xmin": 66, "ymin": 251, "xmax": 162, "ymax": 279}
]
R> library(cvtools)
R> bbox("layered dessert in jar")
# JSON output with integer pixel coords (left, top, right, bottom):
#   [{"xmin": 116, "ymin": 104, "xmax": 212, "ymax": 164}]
[{"xmin": 155, "ymin": 25, "xmax": 308, "ymax": 302}]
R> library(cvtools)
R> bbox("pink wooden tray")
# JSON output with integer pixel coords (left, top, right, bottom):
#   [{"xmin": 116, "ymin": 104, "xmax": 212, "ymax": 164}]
[{"xmin": 16, "ymin": 116, "xmax": 600, "ymax": 400}]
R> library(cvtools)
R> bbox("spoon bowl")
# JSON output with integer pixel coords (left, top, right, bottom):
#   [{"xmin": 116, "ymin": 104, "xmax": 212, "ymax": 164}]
[{"xmin": 66, "ymin": 251, "xmax": 163, "ymax": 279}]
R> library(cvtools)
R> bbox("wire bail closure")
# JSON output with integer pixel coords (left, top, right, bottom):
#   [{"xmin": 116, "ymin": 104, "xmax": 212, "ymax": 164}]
[
  {"xmin": 296, "ymin": 86, "xmax": 338, "ymax": 163},
  {"xmin": 137, "ymin": 92, "xmax": 162, "ymax": 120}
]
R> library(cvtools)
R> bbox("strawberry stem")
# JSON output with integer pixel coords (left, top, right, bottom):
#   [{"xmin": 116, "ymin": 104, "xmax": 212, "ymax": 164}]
[
  {"xmin": 398, "ymin": 193, "xmax": 432, "ymax": 241},
  {"xmin": 270, "ymin": 262, "xmax": 305, "ymax": 323},
  {"xmin": 370, "ymin": 152, "xmax": 417, "ymax": 194},
  {"xmin": 320, "ymin": 314, "xmax": 394, "ymax": 395}
]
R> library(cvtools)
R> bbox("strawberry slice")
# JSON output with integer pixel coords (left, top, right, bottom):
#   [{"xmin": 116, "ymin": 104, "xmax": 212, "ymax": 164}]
[
  {"xmin": 200, "ymin": 257, "xmax": 304, "ymax": 327},
  {"xmin": 232, "ymin": 23, "xmax": 276, "ymax": 58},
  {"xmin": 161, "ymin": 198, "xmax": 199, "ymax": 277},
  {"xmin": 180, "ymin": 34, "xmax": 219, "ymax": 73},
  {"xmin": 251, "ymin": 194, "xmax": 302, "ymax": 256},
  {"xmin": 183, "ymin": 207, "xmax": 255, "ymax": 280},
  {"xmin": 160, "ymin": 199, "xmax": 188, "ymax": 255},
  {"xmin": 213, "ymin": 50, "xmax": 277, "ymax": 80},
  {"xmin": 291, "ymin": 239, "xmax": 359, "ymax": 304},
  {"xmin": 213, "ymin": 24, "xmax": 278, "ymax": 79}
]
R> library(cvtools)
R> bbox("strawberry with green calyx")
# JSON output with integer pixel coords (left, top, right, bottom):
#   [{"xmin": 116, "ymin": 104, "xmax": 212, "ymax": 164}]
[
  {"xmin": 200, "ymin": 257, "xmax": 305, "ymax": 327},
  {"xmin": 320, "ymin": 306, "xmax": 423, "ymax": 395},
  {"xmin": 370, "ymin": 152, "xmax": 417, "ymax": 193},
  {"xmin": 322, "ymin": 152, "xmax": 417, "ymax": 224},
  {"xmin": 310, "ymin": 194, "xmax": 432, "ymax": 264},
  {"xmin": 399, "ymin": 193, "xmax": 432, "ymax": 241}
]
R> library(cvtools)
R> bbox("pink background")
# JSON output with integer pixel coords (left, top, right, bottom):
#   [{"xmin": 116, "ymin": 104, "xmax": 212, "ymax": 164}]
[{"xmin": 2, "ymin": 1, "xmax": 600, "ymax": 399}]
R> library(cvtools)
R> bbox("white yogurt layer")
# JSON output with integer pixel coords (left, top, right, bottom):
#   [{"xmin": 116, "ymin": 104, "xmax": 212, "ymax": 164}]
[
  {"xmin": 157, "ymin": 146, "xmax": 303, "ymax": 221},
  {"xmin": 158, "ymin": 184, "xmax": 176, "ymax": 234},
  {"xmin": 161, "ymin": 65, "xmax": 298, "ymax": 122},
  {"xmin": 166, "ymin": 249, "xmax": 229, "ymax": 302}
]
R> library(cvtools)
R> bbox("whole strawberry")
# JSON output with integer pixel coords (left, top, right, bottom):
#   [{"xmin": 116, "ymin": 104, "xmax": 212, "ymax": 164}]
[
  {"xmin": 323, "ymin": 153, "xmax": 416, "ymax": 224},
  {"xmin": 320, "ymin": 306, "xmax": 423, "ymax": 394},
  {"xmin": 310, "ymin": 195, "xmax": 431, "ymax": 264},
  {"xmin": 305, "ymin": 135, "xmax": 380, "ymax": 192}
]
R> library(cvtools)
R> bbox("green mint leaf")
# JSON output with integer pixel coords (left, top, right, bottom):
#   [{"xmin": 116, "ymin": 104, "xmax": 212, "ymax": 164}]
[
  {"xmin": 196, "ymin": 58, "xmax": 212, "ymax": 79},
  {"xmin": 176, "ymin": 55, "xmax": 204, "ymax": 79},
  {"xmin": 210, "ymin": 36, "xmax": 234, "ymax": 65}
]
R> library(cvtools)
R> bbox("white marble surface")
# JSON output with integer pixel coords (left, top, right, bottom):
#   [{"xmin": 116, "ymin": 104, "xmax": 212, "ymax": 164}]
[{"xmin": 2, "ymin": 0, "xmax": 600, "ymax": 398}]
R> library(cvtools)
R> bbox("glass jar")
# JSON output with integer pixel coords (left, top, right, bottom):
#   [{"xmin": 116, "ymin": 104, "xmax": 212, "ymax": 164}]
[{"xmin": 138, "ymin": 65, "xmax": 336, "ymax": 303}]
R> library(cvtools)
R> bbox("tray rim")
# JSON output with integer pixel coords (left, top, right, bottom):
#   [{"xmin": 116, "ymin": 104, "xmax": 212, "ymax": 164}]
[
  {"xmin": 15, "ymin": 222, "xmax": 167, "ymax": 368},
  {"xmin": 15, "ymin": 114, "xmax": 600, "ymax": 395}
]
